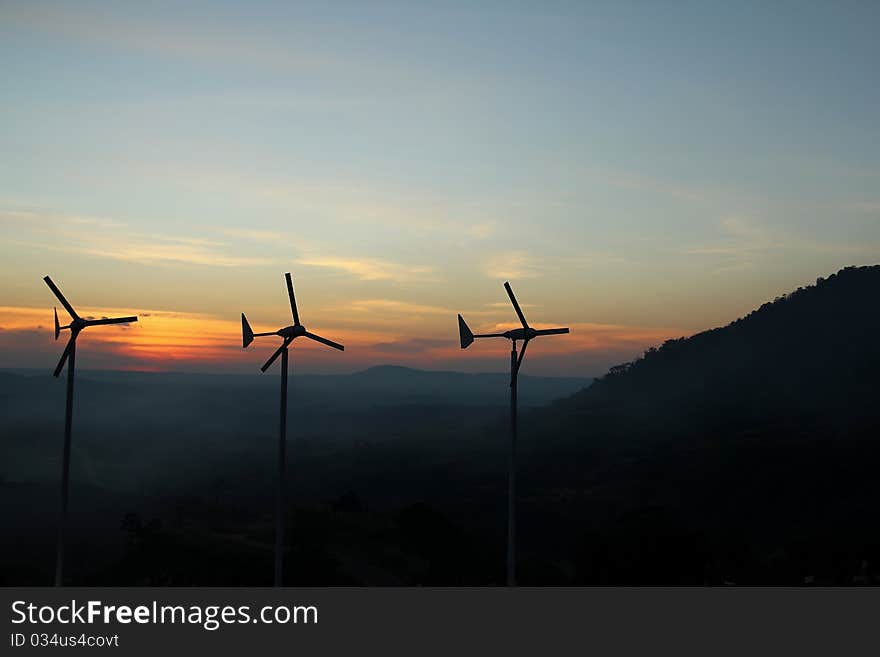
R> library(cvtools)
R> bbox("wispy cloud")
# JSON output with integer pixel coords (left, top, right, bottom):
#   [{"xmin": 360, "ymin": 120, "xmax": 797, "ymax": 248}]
[
  {"xmin": 0, "ymin": 209, "xmax": 126, "ymax": 230},
  {"xmin": 220, "ymin": 228, "xmax": 288, "ymax": 243},
  {"xmin": 298, "ymin": 257, "xmax": 433, "ymax": 282},
  {"xmin": 0, "ymin": 208, "xmax": 275, "ymax": 268},
  {"xmin": 346, "ymin": 299, "xmax": 453, "ymax": 316},
  {"xmin": 483, "ymin": 251, "xmax": 542, "ymax": 279},
  {"xmin": 485, "ymin": 301, "xmax": 538, "ymax": 310},
  {"xmin": 844, "ymin": 201, "xmax": 880, "ymax": 215},
  {"xmin": 684, "ymin": 215, "xmax": 780, "ymax": 272},
  {"xmin": 163, "ymin": 166, "xmax": 508, "ymax": 243},
  {"xmin": 1, "ymin": 4, "xmax": 336, "ymax": 73},
  {"xmin": 685, "ymin": 215, "xmax": 880, "ymax": 273},
  {"xmin": 73, "ymin": 239, "xmax": 273, "ymax": 267},
  {"xmin": 686, "ymin": 215, "xmax": 777, "ymax": 256}
]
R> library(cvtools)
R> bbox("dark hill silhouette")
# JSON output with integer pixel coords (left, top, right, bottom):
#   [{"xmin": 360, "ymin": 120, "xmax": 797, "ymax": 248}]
[
  {"xmin": 552, "ymin": 265, "xmax": 880, "ymax": 431},
  {"xmin": 514, "ymin": 265, "xmax": 880, "ymax": 584}
]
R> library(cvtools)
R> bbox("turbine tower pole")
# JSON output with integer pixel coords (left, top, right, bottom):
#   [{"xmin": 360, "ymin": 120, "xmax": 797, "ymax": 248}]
[
  {"xmin": 275, "ymin": 346, "xmax": 289, "ymax": 586},
  {"xmin": 44, "ymin": 275, "xmax": 137, "ymax": 586},
  {"xmin": 55, "ymin": 340, "xmax": 76, "ymax": 586},
  {"xmin": 508, "ymin": 339, "xmax": 518, "ymax": 586},
  {"xmin": 241, "ymin": 272, "xmax": 344, "ymax": 587},
  {"xmin": 457, "ymin": 280, "xmax": 569, "ymax": 587}
]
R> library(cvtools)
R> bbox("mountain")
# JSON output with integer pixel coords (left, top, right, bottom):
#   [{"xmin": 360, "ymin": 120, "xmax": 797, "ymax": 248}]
[
  {"xmin": 516, "ymin": 265, "xmax": 880, "ymax": 584},
  {"xmin": 574, "ymin": 266, "xmax": 880, "ymax": 413},
  {"xmin": 544, "ymin": 264, "xmax": 880, "ymax": 432}
]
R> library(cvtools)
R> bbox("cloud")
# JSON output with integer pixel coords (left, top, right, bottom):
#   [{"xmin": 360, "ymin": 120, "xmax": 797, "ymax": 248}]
[
  {"xmin": 164, "ymin": 166, "xmax": 509, "ymax": 243},
  {"xmin": 298, "ymin": 257, "xmax": 433, "ymax": 281},
  {"xmin": 78, "ymin": 239, "xmax": 272, "ymax": 267},
  {"xmin": 345, "ymin": 299, "xmax": 454, "ymax": 316},
  {"xmin": 467, "ymin": 222, "xmax": 496, "ymax": 239},
  {"xmin": 0, "ymin": 207, "xmax": 275, "ymax": 268},
  {"xmin": 1, "ymin": 4, "xmax": 335, "ymax": 73},
  {"xmin": 483, "ymin": 251, "xmax": 542, "ymax": 279},
  {"xmin": 684, "ymin": 215, "xmax": 780, "ymax": 273},
  {"xmin": 686, "ymin": 215, "xmax": 776, "ymax": 255},
  {"xmin": 220, "ymin": 228, "xmax": 288, "ymax": 243},
  {"xmin": 0, "ymin": 209, "xmax": 125, "ymax": 230},
  {"xmin": 32, "ymin": 237, "xmax": 274, "ymax": 268},
  {"xmin": 485, "ymin": 301, "xmax": 538, "ymax": 310},
  {"xmin": 685, "ymin": 215, "xmax": 880, "ymax": 273},
  {"xmin": 845, "ymin": 201, "xmax": 880, "ymax": 215}
]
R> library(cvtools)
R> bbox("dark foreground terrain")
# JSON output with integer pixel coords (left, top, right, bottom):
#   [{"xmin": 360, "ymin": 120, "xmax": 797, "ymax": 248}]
[{"xmin": 2, "ymin": 266, "xmax": 880, "ymax": 585}]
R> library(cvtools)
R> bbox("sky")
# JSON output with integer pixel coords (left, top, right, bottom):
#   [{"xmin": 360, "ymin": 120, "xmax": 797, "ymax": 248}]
[{"xmin": 1, "ymin": 1, "xmax": 878, "ymax": 376}]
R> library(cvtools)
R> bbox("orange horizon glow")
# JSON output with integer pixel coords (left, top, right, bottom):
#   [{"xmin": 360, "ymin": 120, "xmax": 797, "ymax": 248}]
[{"xmin": 0, "ymin": 305, "xmax": 687, "ymax": 375}]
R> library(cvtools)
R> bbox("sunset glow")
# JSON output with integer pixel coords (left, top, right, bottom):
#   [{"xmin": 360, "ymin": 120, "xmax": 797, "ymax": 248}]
[{"xmin": 2, "ymin": 2, "xmax": 878, "ymax": 376}]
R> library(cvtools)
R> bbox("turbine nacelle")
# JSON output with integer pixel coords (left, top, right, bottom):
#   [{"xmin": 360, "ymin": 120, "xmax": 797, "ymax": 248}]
[
  {"xmin": 504, "ymin": 327, "xmax": 537, "ymax": 341},
  {"xmin": 241, "ymin": 272, "xmax": 345, "ymax": 372},
  {"xmin": 278, "ymin": 325, "xmax": 308, "ymax": 339}
]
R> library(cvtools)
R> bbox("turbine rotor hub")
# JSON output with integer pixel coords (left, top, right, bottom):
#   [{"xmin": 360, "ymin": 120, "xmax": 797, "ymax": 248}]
[{"xmin": 278, "ymin": 325, "xmax": 307, "ymax": 339}]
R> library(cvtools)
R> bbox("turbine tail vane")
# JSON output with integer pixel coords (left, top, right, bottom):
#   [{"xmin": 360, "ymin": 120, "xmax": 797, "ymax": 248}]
[
  {"xmin": 458, "ymin": 314, "xmax": 474, "ymax": 349},
  {"xmin": 242, "ymin": 313, "xmax": 255, "ymax": 348}
]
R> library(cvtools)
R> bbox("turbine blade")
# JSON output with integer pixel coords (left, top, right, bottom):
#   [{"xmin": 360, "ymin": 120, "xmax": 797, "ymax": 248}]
[
  {"xmin": 285, "ymin": 272, "xmax": 300, "ymax": 326},
  {"xmin": 241, "ymin": 313, "xmax": 254, "ymax": 348},
  {"xmin": 85, "ymin": 316, "xmax": 138, "ymax": 327},
  {"xmin": 43, "ymin": 276, "xmax": 79, "ymax": 320},
  {"xmin": 504, "ymin": 281, "xmax": 528, "ymax": 328},
  {"xmin": 53, "ymin": 336, "xmax": 75, "ymax": 378},
  {"xmin": 54, "ymin": 308, "xmax": 60, "ymax": 341},
  {"xmin": 304, "ymin": 331, "xmax": 344, "ymax": 351},
  {"xmin": 458, "ymin": 314, "xmax": 474, "ymax": 349},
  {"xmin": 260, "ymin": 338, "xmax": 291, "ymax": 372},
  {"xmin": 534, "ymin": 327, "xmax": 570, "ymax": 336},
  {"xmin": 516, "ymin": 338, "xmax": 529, "ymax": 374}
]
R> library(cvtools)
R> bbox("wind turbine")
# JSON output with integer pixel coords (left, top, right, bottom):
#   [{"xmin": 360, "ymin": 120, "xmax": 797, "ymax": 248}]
[
  {"xmin": 43, "ymin": 275, "xmax": 138, "ymax": 586},
  {"xmin": 241, "ymin": 272, "xmax": 344, "ymax": 586},
  {"xmin": 457, "ymin": 281, "xmax": 569, "ymax": 586}
]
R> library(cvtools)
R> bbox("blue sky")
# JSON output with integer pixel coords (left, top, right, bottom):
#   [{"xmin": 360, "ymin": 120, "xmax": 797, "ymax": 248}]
[{"xmin": 1, "ymin": 1, "xmax": 878, "ymax": 374}]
